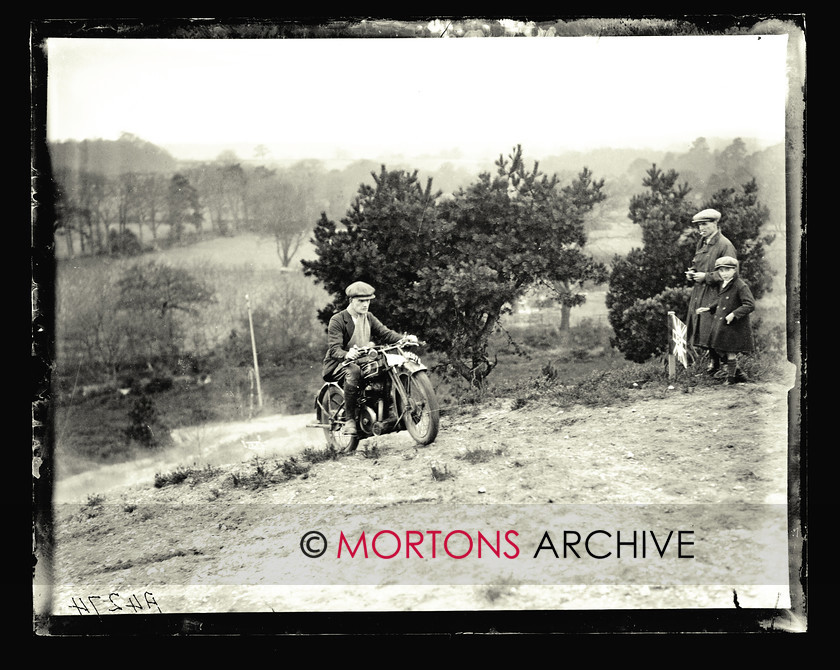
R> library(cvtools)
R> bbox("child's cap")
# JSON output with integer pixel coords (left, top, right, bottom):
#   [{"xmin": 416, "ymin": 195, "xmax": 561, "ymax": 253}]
[{"xmin": 714, "ymin": 256, "xmax": 739, "ymax": 269}]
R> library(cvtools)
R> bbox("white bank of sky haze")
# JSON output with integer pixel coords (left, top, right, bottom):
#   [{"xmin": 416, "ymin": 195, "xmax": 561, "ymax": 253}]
[{"xmin": 45, "ymin": 35, "xmax": 790, "ymax": 162}]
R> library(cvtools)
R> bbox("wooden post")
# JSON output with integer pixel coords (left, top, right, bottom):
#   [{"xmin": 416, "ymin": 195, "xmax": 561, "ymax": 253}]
[
  {"xmin": 246, "ymin": 294, "xmax": 263, "ymax": 408},
  {"xmin": 667, "ymin": 311, "xmax": 676, "ymax": 381},
  {"xmin": 247, "ymin": 368, "xmax": 256, "ymax": 419}
]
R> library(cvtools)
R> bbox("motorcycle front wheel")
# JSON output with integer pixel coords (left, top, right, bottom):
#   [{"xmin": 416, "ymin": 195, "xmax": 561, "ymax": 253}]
[
  {"xmin": 317, "ymin": 384, "xmax": 359, "ymax": 453},
  {"xmin": 398, "ymin": 371, "xmax": 440, "ymax": 445}
]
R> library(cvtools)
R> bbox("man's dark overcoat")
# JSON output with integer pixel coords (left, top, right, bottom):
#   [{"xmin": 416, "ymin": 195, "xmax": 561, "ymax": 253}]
[
  {"xmin": 708, "ymin": 277, "xmax": 755, "ymax": 354},
  {"xmin": 321, "ymin": 309, "xmax": 403, "ymax": 381},
  {"xmin": 685, "ymin": 230, "xmax": 738, "ymax": 348}
]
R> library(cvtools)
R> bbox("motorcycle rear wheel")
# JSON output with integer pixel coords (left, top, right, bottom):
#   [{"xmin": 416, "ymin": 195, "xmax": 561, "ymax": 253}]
[
  {"xmin": 399, "ymin": 371, "xmax": 440, "ymax": 445},
  {"xmin": 317, "ymin": 384, "xmax": 359, "ymax": 453}
]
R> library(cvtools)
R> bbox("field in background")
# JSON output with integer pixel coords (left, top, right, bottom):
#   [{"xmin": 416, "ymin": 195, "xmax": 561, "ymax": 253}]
[
  {"xmin": 152, "ymin": 230, "xmax": 319, "ymax": 269},
  {"xmin": 56, "ymin": 227, "xmax": 318, "ymax": 269}
]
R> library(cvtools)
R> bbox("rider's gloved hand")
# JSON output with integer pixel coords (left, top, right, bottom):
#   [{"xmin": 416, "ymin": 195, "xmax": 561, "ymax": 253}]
[
  {"xmin": 345, "ymin": 346, "xmax": 361, "ymax": 360},
  {"xmin": 405, "ymin": 334, "xmax": 419, "ymax": 344}
]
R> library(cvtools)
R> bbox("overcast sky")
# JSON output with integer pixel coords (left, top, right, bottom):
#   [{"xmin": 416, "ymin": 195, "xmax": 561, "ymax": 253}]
[{"xmin": 45, "ymin": 34, "xmax": 791, "ymax": 161}]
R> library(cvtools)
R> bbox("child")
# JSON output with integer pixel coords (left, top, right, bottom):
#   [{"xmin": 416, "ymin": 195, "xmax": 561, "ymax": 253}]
[{"xmin": 695, "ymin": 256, "xmax": 755, "ymax": 385}]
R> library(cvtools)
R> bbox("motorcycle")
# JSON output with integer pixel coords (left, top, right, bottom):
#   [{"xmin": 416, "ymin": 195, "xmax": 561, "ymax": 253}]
[{"xmin": 311, "ymin": 337, "xmax": 440, "ymax": 453}]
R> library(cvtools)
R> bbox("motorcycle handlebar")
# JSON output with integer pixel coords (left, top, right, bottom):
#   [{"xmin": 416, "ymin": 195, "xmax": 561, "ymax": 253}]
[{"xmin": 354, "ymin": 338, "xmax": 426, "ymax": 355}]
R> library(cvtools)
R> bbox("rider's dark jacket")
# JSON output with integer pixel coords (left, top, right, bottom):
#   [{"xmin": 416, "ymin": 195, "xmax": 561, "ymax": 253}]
[{"xmin": 322, "ymin": 309, "xmax": 404, "ymax": 381}]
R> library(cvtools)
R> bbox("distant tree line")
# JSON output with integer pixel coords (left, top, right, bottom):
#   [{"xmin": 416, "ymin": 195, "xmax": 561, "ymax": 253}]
[
  {"xmin": 49, "ymin": 133, "xmax": 783, "ymax": 265},
  {"xmin": 49, "ymin": 136, "xmax": 408, "ymax": 266}
]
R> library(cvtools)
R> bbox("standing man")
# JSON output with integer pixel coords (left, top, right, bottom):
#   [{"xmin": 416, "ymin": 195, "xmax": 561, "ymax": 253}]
[
  {"xmin": 322, "ymin": 281, "xmax": 416, "ymax": 436},
  {"xmin": 684, "ymin": 208, "xmax": 738, "ymax": 375}
]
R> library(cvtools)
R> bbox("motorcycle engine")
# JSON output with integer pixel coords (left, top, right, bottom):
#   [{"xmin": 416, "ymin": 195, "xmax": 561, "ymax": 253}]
[
  {"xmin": 358, "ymin": 406, "xmax": 377, "ymax": 435},
  {"xmin": 365, "ymin": 380, "xmax": 385, "ymax": 394}
]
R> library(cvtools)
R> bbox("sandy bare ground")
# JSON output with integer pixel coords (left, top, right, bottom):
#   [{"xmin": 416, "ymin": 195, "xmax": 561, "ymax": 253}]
[{"xmin": 37, "ymin": 363, "xmax": 803, "ymax": 631}]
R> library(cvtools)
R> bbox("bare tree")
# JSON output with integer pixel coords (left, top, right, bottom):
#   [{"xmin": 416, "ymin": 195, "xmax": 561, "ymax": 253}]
[
  {"xmin": 135, "ymin": 173, "xmax": 168, "ymax": 244},
  {"xmin": 116, "ymin": 260, "xmax": 216, "ymax": 359},
  {"xmin": 248, "ymin": 166, "xmax": 317, "ymax": 267}
]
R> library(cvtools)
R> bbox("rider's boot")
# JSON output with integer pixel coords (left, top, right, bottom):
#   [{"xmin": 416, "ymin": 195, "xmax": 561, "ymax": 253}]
[{"xmin": 342, "ymin": 380, "xmax": 360, "ymax": 436}]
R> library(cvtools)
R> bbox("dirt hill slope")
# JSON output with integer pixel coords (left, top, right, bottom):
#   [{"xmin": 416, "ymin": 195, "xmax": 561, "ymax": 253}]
[{"xmin": 39, "ymin": 370, "xmax": 800, "ymax": 624}]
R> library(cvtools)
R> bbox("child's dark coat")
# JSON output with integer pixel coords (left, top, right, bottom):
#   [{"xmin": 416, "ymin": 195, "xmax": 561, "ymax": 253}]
[{"xmin": 709, "ymin": 276, "xmax": 755, "ymax": 353}]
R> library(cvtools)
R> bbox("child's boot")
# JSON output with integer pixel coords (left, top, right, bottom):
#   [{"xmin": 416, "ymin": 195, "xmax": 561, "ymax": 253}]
[{"xmin": 724, "ymin": 359, "xmax": 740, "ymax": 385}]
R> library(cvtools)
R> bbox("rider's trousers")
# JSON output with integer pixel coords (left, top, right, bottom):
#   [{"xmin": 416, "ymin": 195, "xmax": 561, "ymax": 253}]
[{"xmin": 327, "ymin": 363, "xmax": 365, "ymax": 422}]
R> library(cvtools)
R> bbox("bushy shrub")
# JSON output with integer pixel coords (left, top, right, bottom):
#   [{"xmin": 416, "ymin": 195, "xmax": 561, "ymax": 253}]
[
  {"xmin": 144, "ymin": 376, "xmax": 174, "ymax": 394},
  {"xmin": 154, "ymin": 464, "xmax": 220, "ymax": 488},
  {"xmin": 522, "ymin": 359, "xmax": 666, "ymax": 407},
  {"xmin": 568, "ymin": 317, "xmax": 613, "ymax": 350},
  {"xmin": 107, "ymin": 228, "xmax": 144, "ymax": 256},
  {"xmin": 198, "ymin": 268, "xmax": 328, "ymax": 368},
  {"xmin": 430, "ymin": 462, "xmax": 454, "ymax": 481},
  {"xmin": 541, "ymin": 361, "xmax": 564, "ymax": 382},
  {"xmin": 154, "ymin": 466, "xmax": 191, "ymax": 488},
  {"xmin": 301, "ymin": 446, "xmax": 338, "ymax": 464},
  {"xmin": 236, "ymin": 304, "xmax": 322, "ymax": 365},
  {"xmin": 124, "ymin": 394, "xmax": 169, "ymax": 448},
  {"xmin": 752, "ymin": 316, "xmax": 787, "ymax": 356},
  {"xmin": 609, "ymin": 287, "xmax": 691, "ymax": 363},
  {"xmin": 280, "ymin": 456, "xmax": 310, "ymax": 479},
  {"xmin": 518, "ymin": 325, "xmax": 562, "ymax": 350},
  {"xmin": 455, "ymin": 446, "xmax": 507, "ymax": 464}
]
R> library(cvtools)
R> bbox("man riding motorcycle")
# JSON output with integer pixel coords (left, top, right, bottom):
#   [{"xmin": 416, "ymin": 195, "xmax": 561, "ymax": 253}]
[{"xmin": 321, "ymin": 281, "xmax": 418, "ymax": 436}]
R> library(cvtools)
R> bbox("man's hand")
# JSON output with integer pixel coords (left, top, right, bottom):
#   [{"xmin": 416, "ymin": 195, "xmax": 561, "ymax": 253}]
[
  {"xmin": 696, "ymin": 307, "xmax": 710, "ymax": 314},
  {"xmin": 692, "ymin": 272, "xmax": 706, "ymax": 283},
  {"xmin": 725, "ymin": 314, "xmax": 735, "ymax": 325},
  {"xmin": 405, "ymin": 334, "xmax": 419, "ymax": 344},
  {"xmin": 345, "ymin": 346, "xmax": 361, "ymax": 360}
]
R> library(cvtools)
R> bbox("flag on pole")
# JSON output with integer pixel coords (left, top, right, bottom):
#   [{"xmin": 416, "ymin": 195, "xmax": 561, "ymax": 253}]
[{"xmin": 669, "ymin": 312, "xmax": 689, "ymax": 369}]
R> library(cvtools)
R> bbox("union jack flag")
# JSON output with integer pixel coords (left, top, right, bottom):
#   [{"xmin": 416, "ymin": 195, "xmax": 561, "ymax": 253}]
[{"xmin": 669, "ymin": 312, "xmax": 689, "ymax": 369}]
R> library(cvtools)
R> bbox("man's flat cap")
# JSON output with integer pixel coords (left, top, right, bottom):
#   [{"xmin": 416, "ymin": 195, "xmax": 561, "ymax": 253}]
[
  {"xmin": 692, "ymin": 208, "xmax": 722, "ymax": 224},
  {"xmin": 345, "ymin": 281, "xmax": 376, "ymax": 299}
]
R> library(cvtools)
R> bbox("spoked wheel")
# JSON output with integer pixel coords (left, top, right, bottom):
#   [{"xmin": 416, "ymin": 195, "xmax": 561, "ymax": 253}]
[
  {"xmin": 316, "ymin": 384, "xmax": 359, "ymax": 453},
  {"xmin": 398, "ymin": 371, "xmax": 440, "ymax": 445}
]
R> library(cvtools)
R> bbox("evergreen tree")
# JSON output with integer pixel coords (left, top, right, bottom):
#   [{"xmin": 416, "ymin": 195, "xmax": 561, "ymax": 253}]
[
  {"xmin": 167, "ymin": 173, "xmax": 203, "ymax": 241},
  {"xmin": 303, "ymin": 146, "xmax": 606, "ymax": 387},
  {"xmin": 302, "ymin": 165, "xmax": 442, "ymax": 328},
  {"xmin": 705, "ymin": 179, "xmax": 775, "ymax": 301},
  {"xmin": 607, "ymin": 164, "xmax": 774, "ymax": 363}
]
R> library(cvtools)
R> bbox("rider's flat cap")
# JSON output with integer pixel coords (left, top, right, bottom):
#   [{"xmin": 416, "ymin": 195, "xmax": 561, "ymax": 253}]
[
  {"xmin": 692, "ymin": 208, "xmax": 721, "ymax": 224},
  {"xmin": 346, "ymin": 281, "xmax": 376, "ymax": 299}
]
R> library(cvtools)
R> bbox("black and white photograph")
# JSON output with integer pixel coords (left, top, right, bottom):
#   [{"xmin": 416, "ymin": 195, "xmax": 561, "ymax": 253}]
[{"xmin": 31, "ymin": 17, "xmax": 806, "ymax": 636}]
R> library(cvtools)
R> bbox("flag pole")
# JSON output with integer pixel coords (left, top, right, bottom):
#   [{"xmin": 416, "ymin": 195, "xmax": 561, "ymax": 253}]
[
  {"xmin": 667, "ymin": 311, "xmax": 676, "ymax": 381},
  {"xmin": 246, "ymin": 294, "xmax": 263, "ymax": 409}
]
